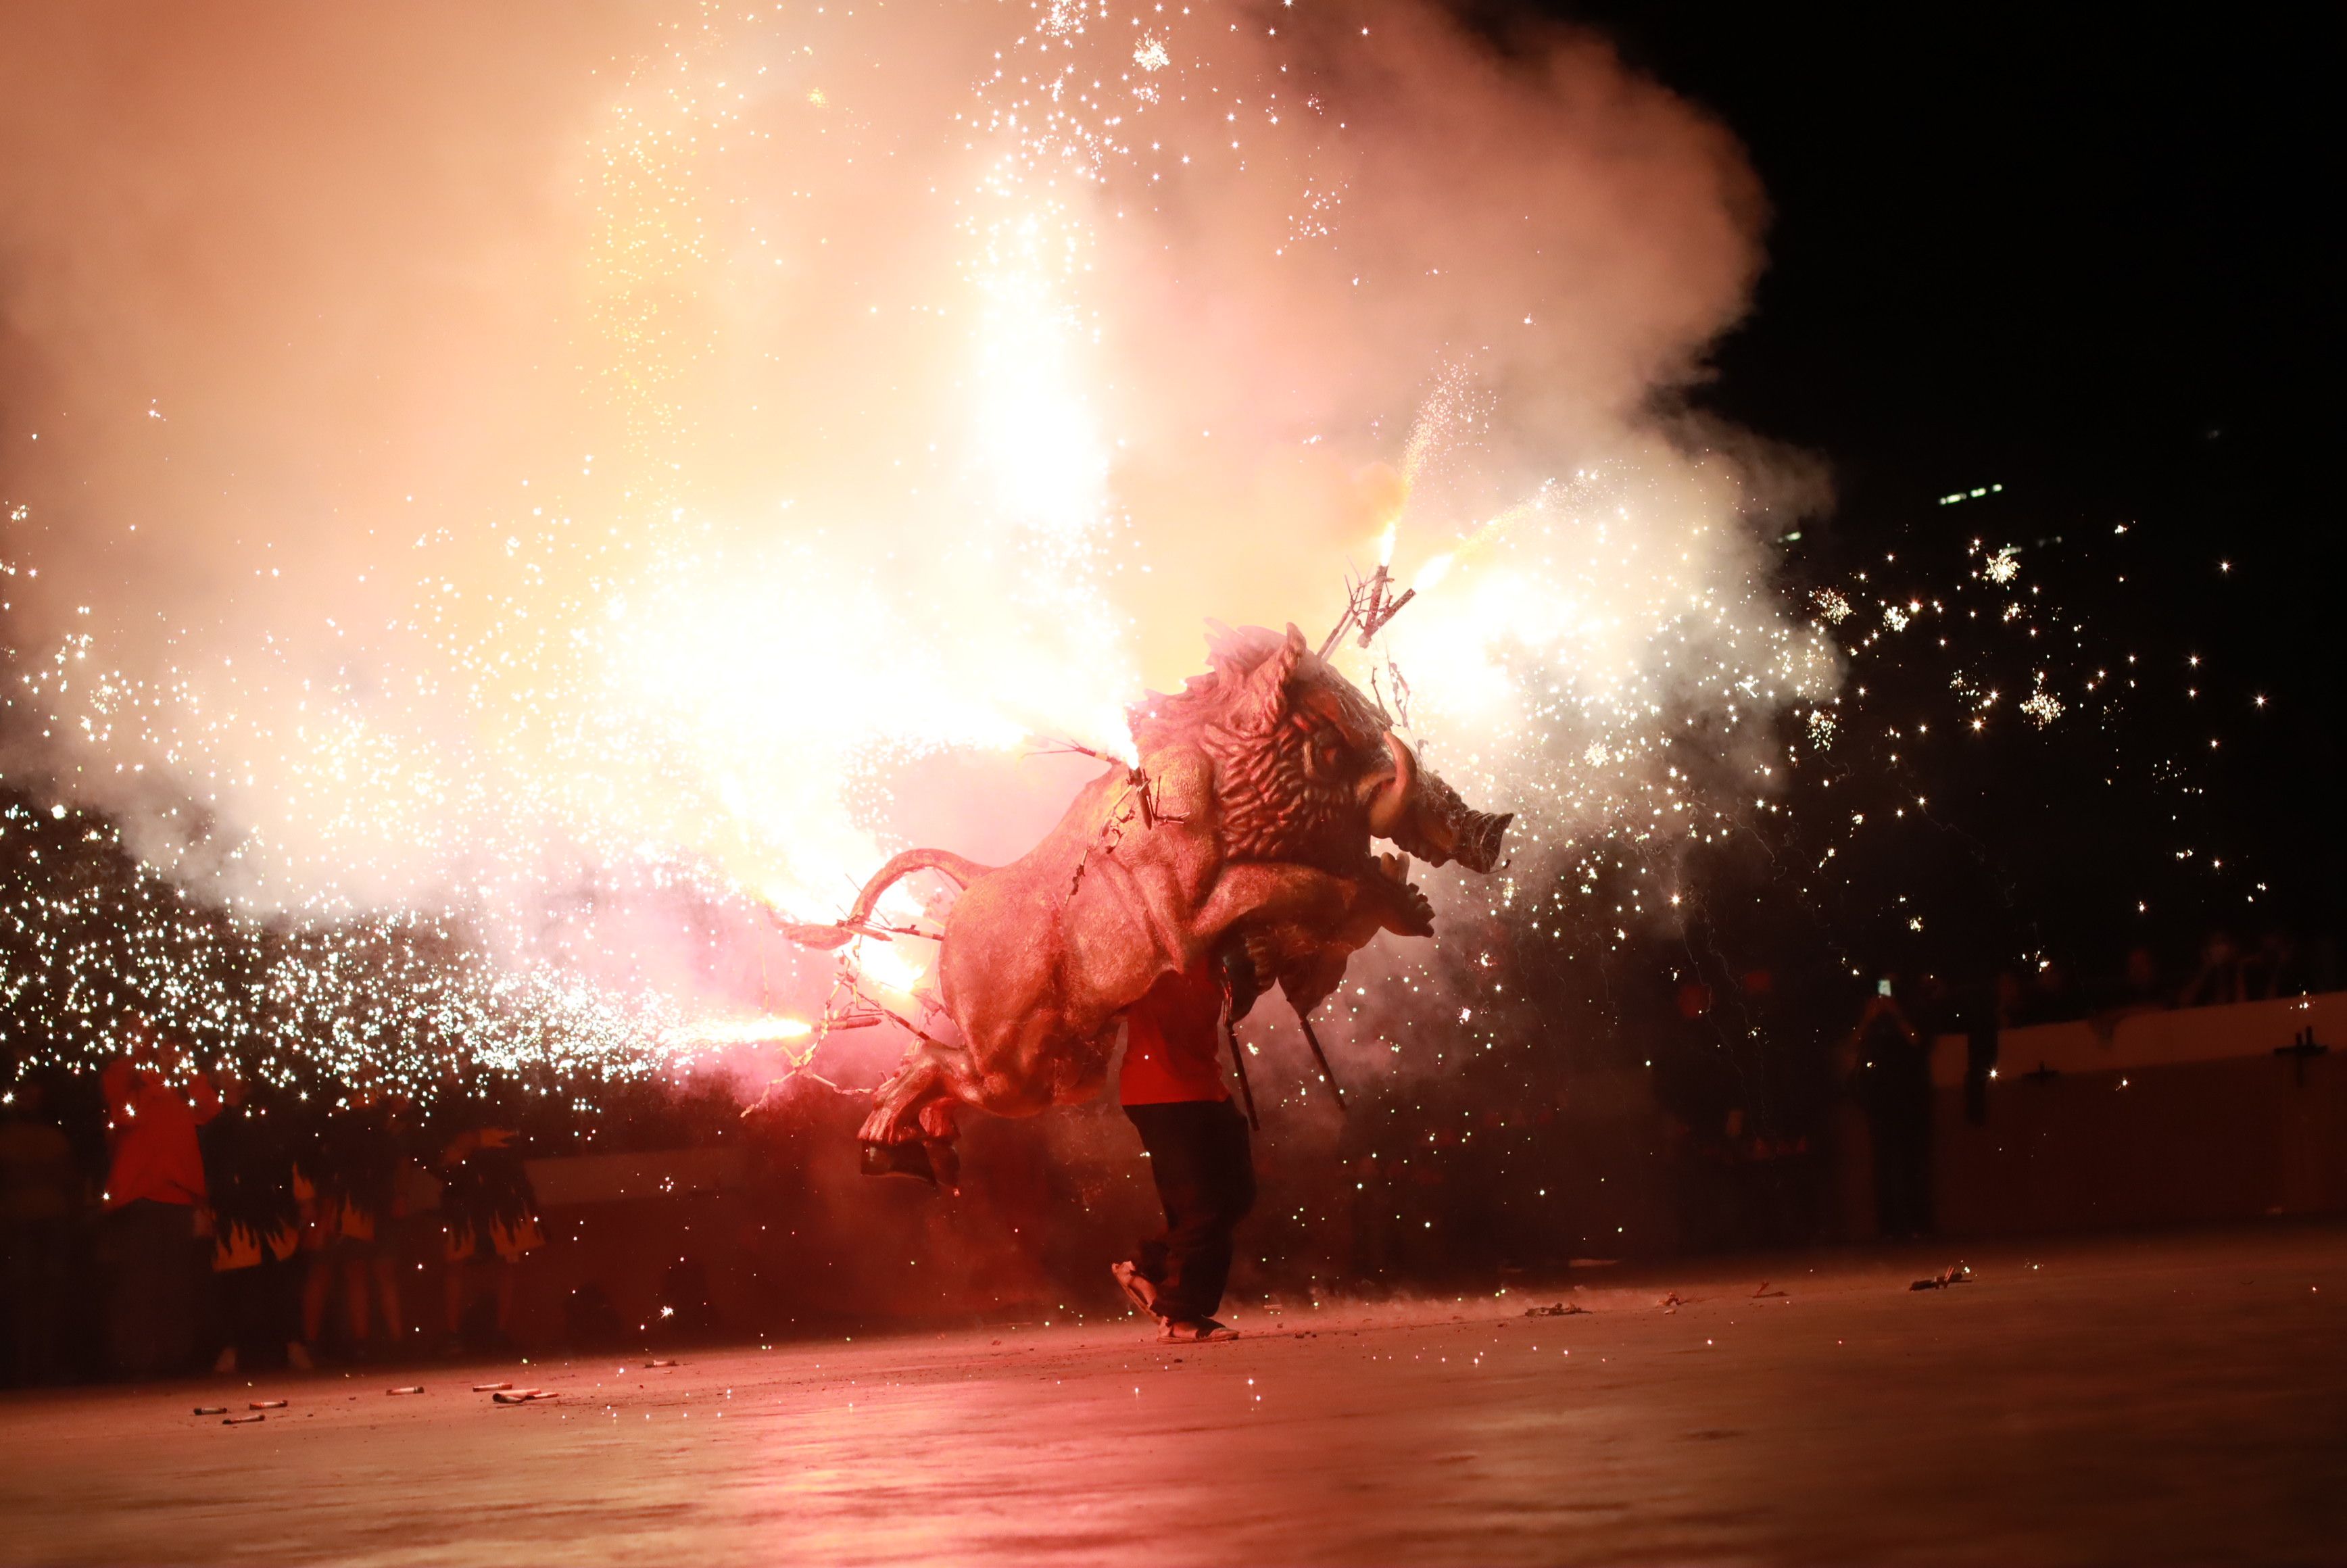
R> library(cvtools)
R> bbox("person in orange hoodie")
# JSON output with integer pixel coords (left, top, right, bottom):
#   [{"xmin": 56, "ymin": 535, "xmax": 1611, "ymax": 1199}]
[{"xmin": 99, "ymin": 1018, "xmax": 215, "ymax": 1378}]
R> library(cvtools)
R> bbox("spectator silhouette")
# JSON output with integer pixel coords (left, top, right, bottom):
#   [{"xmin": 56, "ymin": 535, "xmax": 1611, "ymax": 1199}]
[
  {"xmin": 2087, "ymin": 946, "xmax": 2171, "ymax": 1042},
  {"xmin": 1845, "ymin": 975, "xmax": 1935, "ymax": 1240},
  {"xmin": 2021, "ymin": 960, "xmax": 2079, "ymax": 1024},
  {"xmin": 1, "ymin": 1078, "xmax": 83, "ymax": 1385},
  {"xmin": 2242, "ymin": 929, "xmax": 2308, "ymax": 1000},
  {"xmin": 296, "ymin": 1084, "xmax": 406, "ymax": 1363},
  {"xmin": 98, "ymin": 1023, "xmax": 214, "ymax": 1378},
  {"xmin": 2179, "ymin": 930, "xmax": 2246, "ymax": 1007},
  {"xmin": 199, "ymin": 1076, "xmax": 304, "ymax": 1373}
]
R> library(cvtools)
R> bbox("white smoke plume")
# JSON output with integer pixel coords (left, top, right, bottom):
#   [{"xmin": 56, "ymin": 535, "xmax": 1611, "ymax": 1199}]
[{"xmin": 0, "ymin": 0, "xmax": 1835, "ymax": 1046}]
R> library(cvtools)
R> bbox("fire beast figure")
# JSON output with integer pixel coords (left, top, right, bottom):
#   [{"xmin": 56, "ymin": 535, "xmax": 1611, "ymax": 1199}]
[{"xmin": 779, "ymin": 620, "xmax": 1511, "ymax": 1200}]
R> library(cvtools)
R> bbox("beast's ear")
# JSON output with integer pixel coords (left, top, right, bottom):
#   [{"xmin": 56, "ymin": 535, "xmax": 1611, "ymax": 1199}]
[{"xmin": 1230, "ymin": 622, "xmax": 1305, "ymax": 733}]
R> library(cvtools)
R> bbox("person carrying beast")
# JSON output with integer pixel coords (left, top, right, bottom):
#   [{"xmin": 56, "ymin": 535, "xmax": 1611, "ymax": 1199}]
[{"xmin": 1110, "ymin": 949, "xmax": 1256, "ymax": 1344}]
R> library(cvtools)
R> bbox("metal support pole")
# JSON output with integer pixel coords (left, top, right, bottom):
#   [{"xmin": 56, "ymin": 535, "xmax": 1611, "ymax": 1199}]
[
  {"xmin": 1291, "ymin": 1006, "xmax": 1347, "ymax": 1112},
  {"xmin": 1222, "ymin": 984, "xmax": 1259, "ymax": 1131}
]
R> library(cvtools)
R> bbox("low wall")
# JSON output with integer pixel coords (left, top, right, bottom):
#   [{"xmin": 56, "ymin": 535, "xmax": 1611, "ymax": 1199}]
[
  {"xmin": 1930, "ymin": 990, "xmax": 2347, "ymax": 1087},
  {"xmin": 1924, "ymin": 991, "xmax": 2346, "ymax": 1235}
]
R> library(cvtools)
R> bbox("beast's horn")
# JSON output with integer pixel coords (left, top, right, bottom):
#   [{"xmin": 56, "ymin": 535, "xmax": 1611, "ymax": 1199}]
[{"xmin": 1366, "ymin": 731, "xmax": 1416, "ymax": 837}]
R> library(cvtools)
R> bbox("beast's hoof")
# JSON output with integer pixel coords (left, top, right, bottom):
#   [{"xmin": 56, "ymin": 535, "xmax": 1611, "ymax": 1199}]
[
  {"xmin": 858, "ymin": 1138, "xmax": 961, "ymax": 1192},
  {"xmin": 860, "ymin": 1139, "xmax": 936, "ymax": 1184}
]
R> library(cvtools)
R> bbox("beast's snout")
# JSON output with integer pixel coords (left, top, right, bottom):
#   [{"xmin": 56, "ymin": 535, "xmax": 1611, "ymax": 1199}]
[
  {"xmin": 1454, "ymin": 810, "xmax": 1511, "ymax": 875},
  {"xmin": 1374, "ymin": 745, "xmax": 1511, "ymax": 875}
]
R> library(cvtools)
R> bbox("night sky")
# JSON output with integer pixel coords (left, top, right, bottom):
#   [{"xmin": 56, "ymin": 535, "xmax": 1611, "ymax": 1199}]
[{"xmin": 1520, "ymin": 4, "xmax": 2342, "ymax": 956}]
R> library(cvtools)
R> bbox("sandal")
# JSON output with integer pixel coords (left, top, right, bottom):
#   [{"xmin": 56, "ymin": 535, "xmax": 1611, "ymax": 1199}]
[{"xmin": 1159, "ymin": 1318, "xmax": 1237, "ymax": 1344}]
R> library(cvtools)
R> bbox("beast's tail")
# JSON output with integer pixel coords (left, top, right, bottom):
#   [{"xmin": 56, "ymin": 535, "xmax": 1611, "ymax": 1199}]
[{"xmin": 769, "ymin": 848, "xmax": 996, "ymax": 950}]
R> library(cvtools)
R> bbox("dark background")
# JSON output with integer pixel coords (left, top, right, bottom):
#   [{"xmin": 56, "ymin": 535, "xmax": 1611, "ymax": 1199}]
[
  {"xmin": 1493, "ymin": 2, "xmax": 2341, "ymax": 949},
  {"xmin": 1294, "ymin": 3, "xmax": 2347, "ymax": 1268}
]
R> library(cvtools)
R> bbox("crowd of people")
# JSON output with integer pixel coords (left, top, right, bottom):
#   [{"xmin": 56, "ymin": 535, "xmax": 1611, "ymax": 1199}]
[
  {"xmin": 1641, "ymin": 925, "xmax": 2342, "ymax": 1254},
  {"xmin": 6, "ymin": 927, "xmax": 2331, "ymax": 1379},
  {"xmin": 1958, "ymin": 929, "xmax": 2337, "ymax": 1034},
  {"xmin": 0, "ymin": 1019, "xmax": 541, "ymax": 1386}
]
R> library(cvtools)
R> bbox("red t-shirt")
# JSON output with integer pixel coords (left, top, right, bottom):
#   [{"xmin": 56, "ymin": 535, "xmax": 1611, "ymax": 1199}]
[
  {"xmin": 101, "ymin": 1060, "xmax": 209, "ymax": 1210},
  {"xmin": 1119, "ymin": 963, "xmax": 1230, "ymax": 1106}
]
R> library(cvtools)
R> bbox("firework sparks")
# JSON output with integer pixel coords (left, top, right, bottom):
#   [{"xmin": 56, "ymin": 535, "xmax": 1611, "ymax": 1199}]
[{"xmin": 0, "ymin": 3, "xmax": 1862, "ymax": 1096}]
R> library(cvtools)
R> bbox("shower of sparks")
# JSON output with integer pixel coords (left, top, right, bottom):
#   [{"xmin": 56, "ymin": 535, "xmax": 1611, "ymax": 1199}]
[
  {"xmin": 0, "ymin": 2, "xmax": 2258, "ymax": 1112},
  {"xmin": 2020, "ymin": 685, "xmax": 2064, "ymax": 728}
]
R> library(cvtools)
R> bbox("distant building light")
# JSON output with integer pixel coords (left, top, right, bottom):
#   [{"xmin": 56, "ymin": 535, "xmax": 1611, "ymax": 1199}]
[{"xmin": 1938, "ymin": 483, "xmax": 2006, "ymax": 506}]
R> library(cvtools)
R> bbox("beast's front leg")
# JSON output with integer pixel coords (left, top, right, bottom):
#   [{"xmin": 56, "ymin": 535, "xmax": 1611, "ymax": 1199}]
[
  {"xmin": 1194, "ymin": 856, "xmax": 1432, "ymax": 954},
  {"xmin": 1217, "ymin": 856, "xmax": 1430, "ymax": 1017},
  {"xmin": 859, "ymin": 1044, "xmax": 955, "ymax": 1146},
  {"xmin": 858, "ymin": 1039, "xmax": 994, "ymax": 1192},
  {"xmin": 1370, "ymin": 852, "xmax": 1434, "ymax": 936}
]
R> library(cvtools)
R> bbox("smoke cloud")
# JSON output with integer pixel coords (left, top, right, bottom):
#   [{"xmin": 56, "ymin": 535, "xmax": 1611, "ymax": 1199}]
[{"xmin": 0, "ymin": 0, "xmax": 1834, "ymax": 1042}]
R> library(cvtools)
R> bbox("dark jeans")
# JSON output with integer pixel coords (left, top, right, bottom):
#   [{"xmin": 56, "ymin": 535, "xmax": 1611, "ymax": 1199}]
[
  {"xmin": 1868, "ymin": 1105, "xmax": 1936, "ymax": 1240},
  {"xmin": 3, "ymin": 1219, "xmax": 75, "ymax": 1386},
  {"xmin": 1125, "ymin": 1099, "xmax": 1255, "ymax": 1322},
  {"xmin": 211, "ymin": 1253, "xmax": 296, "ymax": 1368},
  {"xmin": 101, "ymin": 1199, "xmax": 201, "ymax": 1379}
]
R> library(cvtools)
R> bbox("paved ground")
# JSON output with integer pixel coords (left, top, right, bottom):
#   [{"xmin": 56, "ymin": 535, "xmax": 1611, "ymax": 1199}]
[{"xmin": 1, "ymin": 1221, "xmax": 2341, "ymax": 1566}]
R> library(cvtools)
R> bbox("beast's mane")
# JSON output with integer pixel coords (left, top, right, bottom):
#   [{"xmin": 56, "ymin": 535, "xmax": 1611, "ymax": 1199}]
[
  {"xmin": 1124, "ymin": 621, "xmax": 1277, "ymax": 750},
  {"xmin": 1126, "ymin": 620, "xmax": 1385, "ymax": 754}
]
